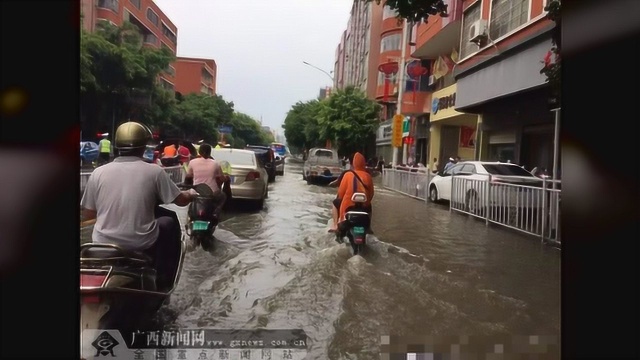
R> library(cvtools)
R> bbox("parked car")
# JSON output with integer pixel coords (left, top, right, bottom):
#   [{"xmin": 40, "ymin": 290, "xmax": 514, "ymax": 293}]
[
  {"xmin": 428, "ymin": 161, "xmax": 545, "ymax": 214},
  {"xmin": 212, "ymin": 148, "xmax": 269, "ymax": 209},
  {"xmin": 245, "ymin": 145, "xmax": 277, "ymax": 182},
  {"xmin": 80, "ymin": 141, "xmax": 99, "ymax": 167},
  {"xmin": 302, "ymin": 148, "xmax": 343, "ymax": 185}
]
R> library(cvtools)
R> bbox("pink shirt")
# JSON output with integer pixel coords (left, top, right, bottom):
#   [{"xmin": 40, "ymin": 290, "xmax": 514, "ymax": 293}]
[{"xmin": 186, "ymin": 157, "xmax": 223, "ymax": 192}]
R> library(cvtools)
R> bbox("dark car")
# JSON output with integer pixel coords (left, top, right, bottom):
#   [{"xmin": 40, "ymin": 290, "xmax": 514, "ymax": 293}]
[{"xmin": 245, "ymin": 145, "xmax": 276, "ymax": 182}]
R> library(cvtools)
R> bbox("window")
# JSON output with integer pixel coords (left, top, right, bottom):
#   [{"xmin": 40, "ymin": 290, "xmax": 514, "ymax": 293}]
[
  {"xmin": 160, "ymin": 78, "xmax": 174, "ymax": 91},
  {"xmin": 143, "ymin": 33, "xmax": 157, "ymax": 45},
  {"xmin": 460, "ymin": 2, "xmax": 482, "ymax": 59},
  {"xmin": 380, "ymin": 33, "xmax": 402, "ymax": 52},
  {"xmin": 460, "ymin": 164, "xmax": 476, "ymax": 173},
  {"xmin": 146, "ymin": 8, "xmax": 159, "ymax": 27},
  {"xmin": 315, "ymin": 150, "xmax": 334, "ymax": 158},
  {"xmin": 97, "ymin": 0, "xmax": 118, "ymax": 12},
  {"xmin": 489, "ymin": 0, "xmax": 529, "ymax": 40},
  {"xmin": 164, "ymin": 65, "xmax": 175, "ymax": 77},
  {"xmin": 443, "ymin": 164, "xmax": 464, "ymax": 176},
  {"xmin": 481, "ymin": 164, "xmax": 535, "ymax": 177},
  {"xmin": 129, "ymin": 0, "xmax": 140, "ymax": 9},
  {"xmin": 162, "ymin": 23, "xmax": 177, "ymax": 44},
  {"xmin": 212, "ymin": 150, "xmax": 255, "ymax": 166},
  {"xmin": 383, "ymin": 5, "xmax": 398, "ymax": 20}
]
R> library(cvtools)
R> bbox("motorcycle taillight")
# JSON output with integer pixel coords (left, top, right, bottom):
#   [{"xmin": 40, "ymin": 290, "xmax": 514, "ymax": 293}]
[{"xmin": 80, "ymin": 274, "xmax": 107, "ymax": 288}]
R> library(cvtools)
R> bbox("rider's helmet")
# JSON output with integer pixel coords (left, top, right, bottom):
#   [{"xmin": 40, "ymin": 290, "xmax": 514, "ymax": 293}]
[{"xmin": 114, "ymin": 121, "xmax": 152, "ymax": 151}]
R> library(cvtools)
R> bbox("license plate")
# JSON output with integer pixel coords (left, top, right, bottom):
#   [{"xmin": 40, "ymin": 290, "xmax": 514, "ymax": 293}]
[
  {"xmin": 352, "ymin": 226, "xmax": 365, "ymax": 235},
  {"xmin": 192, "ymin": 221, "xmax": 209, "ymax": 231}
]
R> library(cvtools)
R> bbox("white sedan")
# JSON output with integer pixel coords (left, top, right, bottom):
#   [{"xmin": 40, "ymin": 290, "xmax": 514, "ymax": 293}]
[{"xmin": 428, "ymin": 161, "xmax": 544, "ymax": 213}]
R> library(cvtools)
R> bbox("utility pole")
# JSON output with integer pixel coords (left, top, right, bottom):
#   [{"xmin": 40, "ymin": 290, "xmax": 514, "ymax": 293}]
[{"xmin": 392, "ymin": 20, "xmax": 409, "ymax": 167}]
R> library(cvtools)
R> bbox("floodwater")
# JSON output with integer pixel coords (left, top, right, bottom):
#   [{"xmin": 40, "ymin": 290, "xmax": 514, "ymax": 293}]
[{"xmin": 82, "ymin": 158, "xmax": 560, "ymax": 359}]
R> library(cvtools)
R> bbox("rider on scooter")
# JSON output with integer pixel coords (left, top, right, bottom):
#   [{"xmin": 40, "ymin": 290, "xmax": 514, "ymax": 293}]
[
  {"xmin": 329, "ymin": 152, "xmax": 374, "ymax": 233},
  {"xmin": 80, "ymin": 121, "xmax": 194, "ymax": 289},
  {"xmin": 184, "ymin": 143, "xmax": 227, "ymax": 213}
]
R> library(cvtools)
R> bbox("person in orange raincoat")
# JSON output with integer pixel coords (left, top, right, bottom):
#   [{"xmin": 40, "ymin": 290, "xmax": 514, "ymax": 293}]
[{"xmin": 329, "ymin": 152, "xmax": 374, "ymax": 232}]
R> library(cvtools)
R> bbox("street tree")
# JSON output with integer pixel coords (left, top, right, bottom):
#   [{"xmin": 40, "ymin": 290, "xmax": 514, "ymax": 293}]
[
  {"xmin": 316, "ymin": 86, "xmax": 381, "ymax": 156},
  {"xmin": 282, "ymin": 100, "xmax": 325, "ymax": 150},
  {"xmin": 170, "ymin": 93, "xmax": 234, "ymax": 144},
  {"xmin": 541, "ymin": 0, "xmax": 560, "ymax": 106},
  {"xmin": 80, "ymin": 21, "xmax": 175, "ymax": 137},
  {"xmin": 364, "ymin": 0, "xmax": 449, "ymax": 23},
  {"xmin": 230, "ymin": 112, "xmax": 274, "ymax": 146}
]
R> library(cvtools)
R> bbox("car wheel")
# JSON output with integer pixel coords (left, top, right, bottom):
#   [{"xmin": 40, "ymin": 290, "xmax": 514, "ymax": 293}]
[{"xmin": 428, "ymin": 185, "xmax": 438, "ymax": 203}]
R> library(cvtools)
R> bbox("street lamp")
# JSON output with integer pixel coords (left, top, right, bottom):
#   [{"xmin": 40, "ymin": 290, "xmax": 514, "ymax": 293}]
[{"xmin": 302, "ymin": 61, "xmax": 334, "ymax": 82}]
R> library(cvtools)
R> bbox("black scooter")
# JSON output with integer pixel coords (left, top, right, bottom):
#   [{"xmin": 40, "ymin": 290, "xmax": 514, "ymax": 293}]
[
  {"xmin": 80, "ymin": 206, "xmax": 186, "ymax": 331},
  {"xmin": 336, "ymin": 192, "xmax": 371, "ymax": 256},
  {"xmin": 177, "ymin": 182, "xmax": 226, "ymax": 251}
]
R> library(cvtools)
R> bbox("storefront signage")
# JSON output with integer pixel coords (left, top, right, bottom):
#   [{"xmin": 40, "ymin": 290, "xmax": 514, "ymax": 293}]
[
  {"xmin": 432, "ymin": 93, "xmax": 456, "ymax": 114},
  {"xmin": 392, "ymin": 114, "xmax": 404, "ymax": 148},
  {"xmin": 430, "ymin": 84, "xmax": 462, "ymax": 122},
  {"xmin": 402, "ymin": 117, "xmax": 410, "ymax": 137}
]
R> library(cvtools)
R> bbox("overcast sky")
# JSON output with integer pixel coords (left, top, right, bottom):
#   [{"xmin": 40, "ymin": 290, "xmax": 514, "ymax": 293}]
[{"xmin": 153, "ymin": 0, "xmax": 352, "ymax": 136}]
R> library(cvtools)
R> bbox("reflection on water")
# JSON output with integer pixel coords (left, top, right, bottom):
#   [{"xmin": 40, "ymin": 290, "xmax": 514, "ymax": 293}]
[{"xmin": 84, "ymin": 159, "xmax": 560, "ymax": 359}]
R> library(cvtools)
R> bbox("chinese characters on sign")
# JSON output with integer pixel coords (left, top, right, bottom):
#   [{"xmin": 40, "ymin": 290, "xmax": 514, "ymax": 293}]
[{"xmin": 392, "ymin": 114, "xmax": 404, "ymax": 148}]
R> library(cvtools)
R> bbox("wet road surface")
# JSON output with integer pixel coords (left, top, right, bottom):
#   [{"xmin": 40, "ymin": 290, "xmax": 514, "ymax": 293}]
[
  {"xmin": 80, "ymin": 159, "xmax": 560, "ymax": 358},
  {"xmin": 148, "ymin": 159, "xmax": 560, "ymax": 359}
]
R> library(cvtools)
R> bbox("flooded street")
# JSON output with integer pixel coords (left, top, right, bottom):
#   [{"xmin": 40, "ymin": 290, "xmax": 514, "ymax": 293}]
[{"xmin": 145, "ymin": 159, "xmax": 561, "ymax": 359}]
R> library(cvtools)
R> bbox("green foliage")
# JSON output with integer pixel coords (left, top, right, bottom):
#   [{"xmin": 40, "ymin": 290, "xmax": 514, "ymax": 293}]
[
  {"xmin": 171, "ymin": 93, "xmax": 234, "ymax": 144},
  {"xmin": 282, "ymin": 100, "xmax": 324, "ymax": 150},
  {"xmin": 283, "ymin": 86, "xmax": 381, "ymax": 155},
  {"xmin": 231, "ymin": 112, "xmax": 274, "ymax": 146},
  {"xmin": 365, "ymin": 0, "xmax": 449, "ymax": 23},
  {"xmin": 316, "ymin": 86, "xmax": 381, "ymax": 156}
]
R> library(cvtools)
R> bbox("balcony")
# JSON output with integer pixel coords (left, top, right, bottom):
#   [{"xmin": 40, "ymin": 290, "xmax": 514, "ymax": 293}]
[{"xmin": 411, "ymin": 0, "xmax": 463, "ymax": 59}]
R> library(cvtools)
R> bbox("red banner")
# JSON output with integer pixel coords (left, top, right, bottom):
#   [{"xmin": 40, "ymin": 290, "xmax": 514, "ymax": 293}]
[{"xmin": 460, "ymin": 126, "xmax": 476, "ymax": 148}]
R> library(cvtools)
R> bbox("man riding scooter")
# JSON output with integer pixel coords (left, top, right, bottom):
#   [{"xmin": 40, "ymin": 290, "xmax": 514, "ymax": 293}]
[{"xmin": 80, "ymin": 121, "xmax": 195, "ymax": 289}]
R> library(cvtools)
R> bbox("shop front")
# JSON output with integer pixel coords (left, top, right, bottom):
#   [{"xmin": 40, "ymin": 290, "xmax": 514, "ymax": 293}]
[
  {"xmin": 428, "ymin": 83, "xmax": 478, "ymax": 172},
  {"xmin": 455, "ymin": 34, "xmax": 557, "ymax": 175},
  {"xmin": 375, "ymin": 120, "xmax": 394, "ymax": 165}
]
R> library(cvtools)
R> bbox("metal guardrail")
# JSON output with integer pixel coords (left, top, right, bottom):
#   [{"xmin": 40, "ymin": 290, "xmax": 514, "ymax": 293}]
[
  {"xmin": 80, "ymin": 165, "xmax": 185, "ymax": 193},
  {"xmin": 450, "ymin": 175, "xmax": 560, "ymax": 243},
  {"xmin": 382, "ymin": 168, "xmax": 561, "ymax": 244},
  {"xmin": 381, "ymin": 168, "xmax": 433, "ymax": 201}
]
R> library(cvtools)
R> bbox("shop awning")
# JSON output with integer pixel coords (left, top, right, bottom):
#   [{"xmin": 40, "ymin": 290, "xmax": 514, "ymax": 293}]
[{"xmin": 454, "ymin": 37, "xmax": 553, "ymax": 112}]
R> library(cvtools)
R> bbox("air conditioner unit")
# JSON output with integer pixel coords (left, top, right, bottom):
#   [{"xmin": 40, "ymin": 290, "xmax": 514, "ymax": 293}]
[
  {"xmin": 469, "ymin": 19, "xmax": 487, "ymax": 44},
  {"xmin": 428, "ymin": 75, "xmax": 436, "ymax": 86}
]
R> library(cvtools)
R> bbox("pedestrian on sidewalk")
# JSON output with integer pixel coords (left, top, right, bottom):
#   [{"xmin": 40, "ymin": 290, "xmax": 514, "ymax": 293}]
[{"xmin": 431, "ymin": 157, "xmax": 439, "ymax": 174}]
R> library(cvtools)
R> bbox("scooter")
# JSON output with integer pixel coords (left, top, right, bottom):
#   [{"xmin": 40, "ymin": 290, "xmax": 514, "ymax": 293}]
[
  {"xmin": 336, "ymin": 192, "xmax": 371, "ymax": 256},
  {"xmin": 79, "ymin": 206, "xmax": 186, "ymax": 331},
  {"xmin": 177, "ymin": 182, "xmax": 226, "ymax": 251}
]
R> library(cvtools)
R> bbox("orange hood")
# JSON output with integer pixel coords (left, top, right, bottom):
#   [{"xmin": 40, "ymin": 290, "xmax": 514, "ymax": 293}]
[{"xmin": 352, "ymin": 152, "xmax": 366, "ymax": 171}]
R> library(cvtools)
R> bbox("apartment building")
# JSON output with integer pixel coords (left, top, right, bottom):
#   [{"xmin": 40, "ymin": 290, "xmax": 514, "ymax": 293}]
[
  {"xmin": 81, "ymin": 0, "xmax": 178, "ymax": 91},
  {"xmin": 410, "ymin": 0, "xmax": 557, "ymax": 174},
  {"xmin": 174, "ymin": 57, "xmax": 217, "ymax": 96},
  {"xmin": 332, "ymin": 0, "xmax": 382, "ymax": 99}
]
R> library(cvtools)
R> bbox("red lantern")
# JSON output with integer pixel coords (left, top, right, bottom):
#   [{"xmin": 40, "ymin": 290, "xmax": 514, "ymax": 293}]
[
  {"xmin": 406, "ymin": 60, "xmax": 429, "ymax": 104},
  {"xmin": 378, "ymin": 61, "xmax": 399, "ymax": 103}
]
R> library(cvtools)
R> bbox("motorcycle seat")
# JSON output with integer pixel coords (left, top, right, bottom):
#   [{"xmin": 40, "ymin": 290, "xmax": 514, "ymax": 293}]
[{"xmin": 81, "ymin": 246, "xmax": 153, "ymax": 264}]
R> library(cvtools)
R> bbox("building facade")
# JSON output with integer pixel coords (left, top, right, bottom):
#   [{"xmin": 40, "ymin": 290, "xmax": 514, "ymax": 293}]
[
  {"xmin": 81, "ymin": 0, "xmax": 178, "ymax": 91},
  {"xmin": 454, "ymin": 0, "xmax": 557, "ymax": 175},
  {"xmin": 174, "ymin": 57, "xmax": 217, "ymax": 96}
]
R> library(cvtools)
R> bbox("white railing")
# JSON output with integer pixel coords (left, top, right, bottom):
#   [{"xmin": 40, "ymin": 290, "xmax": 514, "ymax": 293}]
[
  {"xmin": 382, "ymin": 168, "xmax": 434, "ymax": 201},
  {"xmin": 80, "ymin": 165, "xmax": 185, "ymax": 193},
  {"xmin": 450, "ymin": 175, "xmax": 561, "ymax": 244}
]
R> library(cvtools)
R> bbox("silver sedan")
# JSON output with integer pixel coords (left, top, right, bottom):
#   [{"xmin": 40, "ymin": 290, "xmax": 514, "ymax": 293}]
[{"xmin": 212, "ymin": 148, "xmax": 269, "ymax": 208}]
